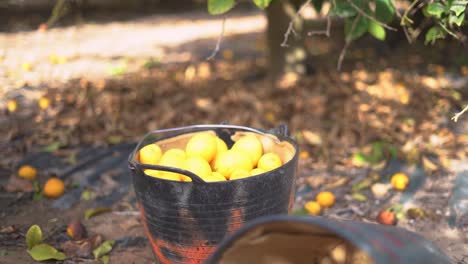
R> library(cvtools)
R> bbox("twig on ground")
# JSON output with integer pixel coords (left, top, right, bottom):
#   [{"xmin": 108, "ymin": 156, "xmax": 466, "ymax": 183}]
[
  {"xmin": 308, "ymin": 15, "xmax": 332, "ymax": 37},
  {"xmin": 452, "ymin": 104, "xmax": 468, "ymax": 122},
  {"xmin": 206, "ymin": 17, "xmax": 226, "ymax": 60},
  {"xmin": 345, "ymin": 0, "xmax": 397, "ymax": 31},
  {"xmin": 281, "ymin": 0, "xmax": 313, "ymax": 47}
]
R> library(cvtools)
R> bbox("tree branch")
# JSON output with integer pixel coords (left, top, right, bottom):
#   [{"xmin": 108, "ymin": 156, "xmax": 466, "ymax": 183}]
[
  {"xmin": 206, "ymin": 17, "xmax": 226, "ymax": 60},
  {"xmin": 281, "ymin": 0, "xmax": 313, "ymax": 47},
  {"xmin": 337, "ymin": 15, "xmax": 361, "ymax": 71},
  {"xmin": 308, "ymin": 15, "xmax": 332, "ymax": 37},
  {"xmin": 345, "ymin": 0, "xmax": 397, "ymax": 31},
  {"xmin": 452, "ymin": 104, "xmax": 468, "ymax": 122}
]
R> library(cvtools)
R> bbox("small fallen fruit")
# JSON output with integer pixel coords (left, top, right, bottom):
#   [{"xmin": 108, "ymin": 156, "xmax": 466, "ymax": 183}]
[
  {"xmin": 21, "ymin": 62, "xmax": 33, "ymax": 72},
  {"xmin": 43, "ymin": 178, "xmax": 65, "ymax": 199},
  {"xmin": 304, "ymin": 201, "xmax": 321, "ymax": 215},
  {"xmin": 376, "ymin": 210, "xmax": 397, "ymax": 225},
  {"xmin": 371, "ymin": 183, "xmax": 389, "ymax": 199},
  {"xmin": 316, "ymin": 191, "xmax": 335, "ymax": 208},
  {"xmin": 7, "ymin": 100, "xmax": 18, "ymax": 112},
  {"xmin": 390, "ymin": 173, "xmax": 409, "ymax": 191},
  {"xmin": 66, "ymin": 221, "xmax": 87, "ymax": 240},
  {"xmin": 38, "ymin": 97, "xmax": 51, "ymax": 110},
  {"xmin": 18, "ymin": 165, "xmax": 38, "ymax": 180}
]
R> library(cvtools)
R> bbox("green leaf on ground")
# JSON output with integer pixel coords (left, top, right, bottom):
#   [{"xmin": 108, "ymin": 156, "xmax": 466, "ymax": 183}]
[
  {"xmin": 101, "ymin": 255, "xmax": 110, "ymax": 264},
  {"xmin": 93, "ymin": 240, "xmax": 115, "ymax": 259},
  {"xmin": 291, "ymin": 208, "xmax": 309, "ymax": 216},
  {"xmin": 351, "ymin": 192, "xmax": 368, "ymax": 201},
  {"xmin": 208, "ymin": 0, "xmax": 236, "ymax": 15},
  {"xmin": 26, "ymin": 225, "xmax": 42, "ymax": 250},
  {"xmin": 28, "ymin": 244, "xmax": 66, "ymax": 261},
  {"xmin": 85, "ymin": 207, "xmax": 112, "ymax": 220},
  {"xmin": 42, "ymin": 142, "xmax": 62, "ymax": 153}
]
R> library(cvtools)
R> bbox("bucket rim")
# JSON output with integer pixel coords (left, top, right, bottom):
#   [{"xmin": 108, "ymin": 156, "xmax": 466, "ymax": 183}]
[{"xmin": 128, "ymin": 124, "xmax": 299, "ymax": 184}]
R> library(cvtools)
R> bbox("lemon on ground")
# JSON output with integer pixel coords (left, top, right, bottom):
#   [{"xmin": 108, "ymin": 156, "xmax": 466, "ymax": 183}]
[
  {"xmin": 18, "ymin": 165, "xmax": 37, "ymax": 180},
  {"xmin": 304, "ymin": 201, "xmax": 321, "ymax": 215},
  {"xmin": 390, "ymin": 173, "xmax": 409, "ymax": 191},
  {"xmin": 257, "ymin": 152, "xmax": 282, "ymax": 172},
  {"xmin": 316, "ymin": 191, "xmax": 335, "ymax": 208},
  {"xmin": 7, "ymin": 100, "xmax": 18, "ymax": 112},
  {"xmin": 43, "ymin": 178, "xmax": 65, "ymax": 199},
  {"xmin": 145, "ymin": 169, "xmax": 181, "ymax": 181},
  {"xmin": 139, "ymin": 143, "xmax": 162, "ymax": 165},
  {"xmin": 214, "ymin": 149, "xmax": 253, "ymax": 179},
  {"xmin": 185, "ymin": 133, "xmax": 217, "ymax": 162},
  {"xmin": 186, "ymin": 156, "xmax": 212, "ymax": 179},
  {"xmin": 38, "ymin": 97, "xmax": 50, "ymax": 110},
  {"xmin": 232, "ymin": 135, "xmax": 263, "ymax": 166},
  {"xmin": 204, "ymin": 172, "xmax": 227, "ymax": 182},
  {"xmin": 250, "ymin": 168, "xmax": 266, "ymax": 176}
]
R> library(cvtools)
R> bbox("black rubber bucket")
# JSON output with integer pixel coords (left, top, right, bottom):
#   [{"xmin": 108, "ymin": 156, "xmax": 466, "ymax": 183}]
[
  {"xmin": 206, "ymin": 215, "xmax": 452, "ymax": 264},
  {"xmin": 128, "ymin": 124, "xmax": 299, "ymax": 264}
]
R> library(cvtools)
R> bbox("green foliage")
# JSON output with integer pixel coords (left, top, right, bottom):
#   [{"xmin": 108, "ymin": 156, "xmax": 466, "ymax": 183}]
[
  {"xmin": 26, "ymin": 225, "xmax": 42, "ymax": 250},
  {"xmin": 93, "ymin": 240, "xmax": 115, "ymax": 259},
  {"xmin": 28, "ymin": 244, "xmax": 67, "ymax": 261},
  {"xmin": 368, "ymin": 21, "xmax": 386, "ymax": 40},
  {"xmin": 208, "ymin": 0, "xmax": 236, "ymax": 15},
  {"xmin": 206, "ymin": 0, "xmax": 467, "ymax": 48}
]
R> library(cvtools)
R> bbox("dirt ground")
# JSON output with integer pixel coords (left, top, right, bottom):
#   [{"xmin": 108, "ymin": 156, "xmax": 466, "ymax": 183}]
[{"xmin": 1, "ymin": 7, "xmax": 468, "ymax": 264}]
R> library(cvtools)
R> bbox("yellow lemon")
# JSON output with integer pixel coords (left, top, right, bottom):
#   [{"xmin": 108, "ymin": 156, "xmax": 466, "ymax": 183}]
[
  {"xmin": 158, "ymin": 151, "xmax": 187, "ymax": 181},
  {"xmin": 390, "ymin": 173, "xmax": 409, "ymax": 191},
  {"xmin": 18, "ymin": 165, "xmax": 37, "ymax": 180},
  {"xmin": 257, "ymin": 152, "xmax": 282, "ymax": 172},
  {"xmin": 210, "ymin": 137, "xmax": 228, "ymax": 170},
  {"xmin": 304, "ymin": 201, "xmax": 321, "ymax": 215},
  {"xmin": 144, "ymin": 169, "xmax": 181, "ymax": 181},
  {"xmin": 214, "ymin": 149, "xmax": 253, "ymax": 179},
  {"xmin": 138, "ymin": 143, "xmax": 162, "ymax": 165},
  {"xmin": 186, "ymin": 133, "xmax": 218, "ymax": 162},
  {"xmin": 230, "ymin": 169, "xmax": 250, "ymax": 180},
  {"xmin": 250, "ymin": 168, "xmax": 266, "ymax": 176},
  {"xmin": 38, "ymin": 97, "xmax": 50, "ymax": 110},
  {"xmin": 232, "ymin": 135, "xmax": 263, "ymax": 166},
  {"xmin": 186, "ymin": 156, "xmax": 212, "ymax": 179},
  {"xmin": 203, "ymin": 172, "xmax": 227, "ymax": 182},
  {"xmin": 162, "ymin": 148, "xmax": 186, "ymax": 160},
  {"xmin": 316, "ymin": 191, "xmax": 335, "ymax": 208},
  {"xmin": 7, "ymin": 100, "xmax": 18, "ymax": 112}
]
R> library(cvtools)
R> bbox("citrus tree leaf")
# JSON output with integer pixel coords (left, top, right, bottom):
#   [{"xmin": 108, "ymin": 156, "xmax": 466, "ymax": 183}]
[
  {"xmin": 345, "ymin": 15, "xmax": 370, "ymax": 41},
  {"xmin": 425, "ymin": 26, "xmax": 447, "ymax": 45},
  {"xmin": 450, "ymin": 0, "xmax": 468, "ymax": 16},
  {"xmin": 208, "ymin": 0, "xmax": 236, "ymax": 15},
  {"xmin": 368, "ymin": 20, "xmax": 386, "ymax": 40},
  {"xmin": 313, "ymin": 0, "xmax": 325, "ymax": 13},
  {"xmin": 449, "ymin": 12, "xmax": 465, "ymax": 26},
  {"xmin": 93, "ymin": 240, "xmax": 115, "ymax": 259},
  {"xmin": 252, "ymin": 0, "xmax": 272, "ymax": 9},
  {"xmin": 27, "ymin": 244, "xmax": 67, "ymax": 261},
  {"xmin": 332, "ymin": 0, "xmax": 357, "ymax": 17},
  {"xmin": 425, "ymin": 3, "xmax": 446, "ymax": 18},
  {"xmin": 374, "ymin": 0, "xmax": 395, "ymax": 23},
  {"xmin": 26, "ymin": 225, "xmax": 42, "ymax": 250}
]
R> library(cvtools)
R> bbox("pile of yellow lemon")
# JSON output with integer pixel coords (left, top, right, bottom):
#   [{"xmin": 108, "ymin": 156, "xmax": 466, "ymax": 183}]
[{"xmin": 138, "ymin": 132, "xmax": 283, "ymax": 182}]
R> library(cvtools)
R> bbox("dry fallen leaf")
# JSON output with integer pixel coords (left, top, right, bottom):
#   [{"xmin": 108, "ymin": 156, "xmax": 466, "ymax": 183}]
[
  {"xmin": 4, "ymin": 176, "xmax": 34, "ymax": 193},
  {"xmin": 306, "ymin": 175, "xmax": 326, "ymax": 189},
  {"xmin": 302, "ymin": 130, "xmax": 323, "ymax": 146}
]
